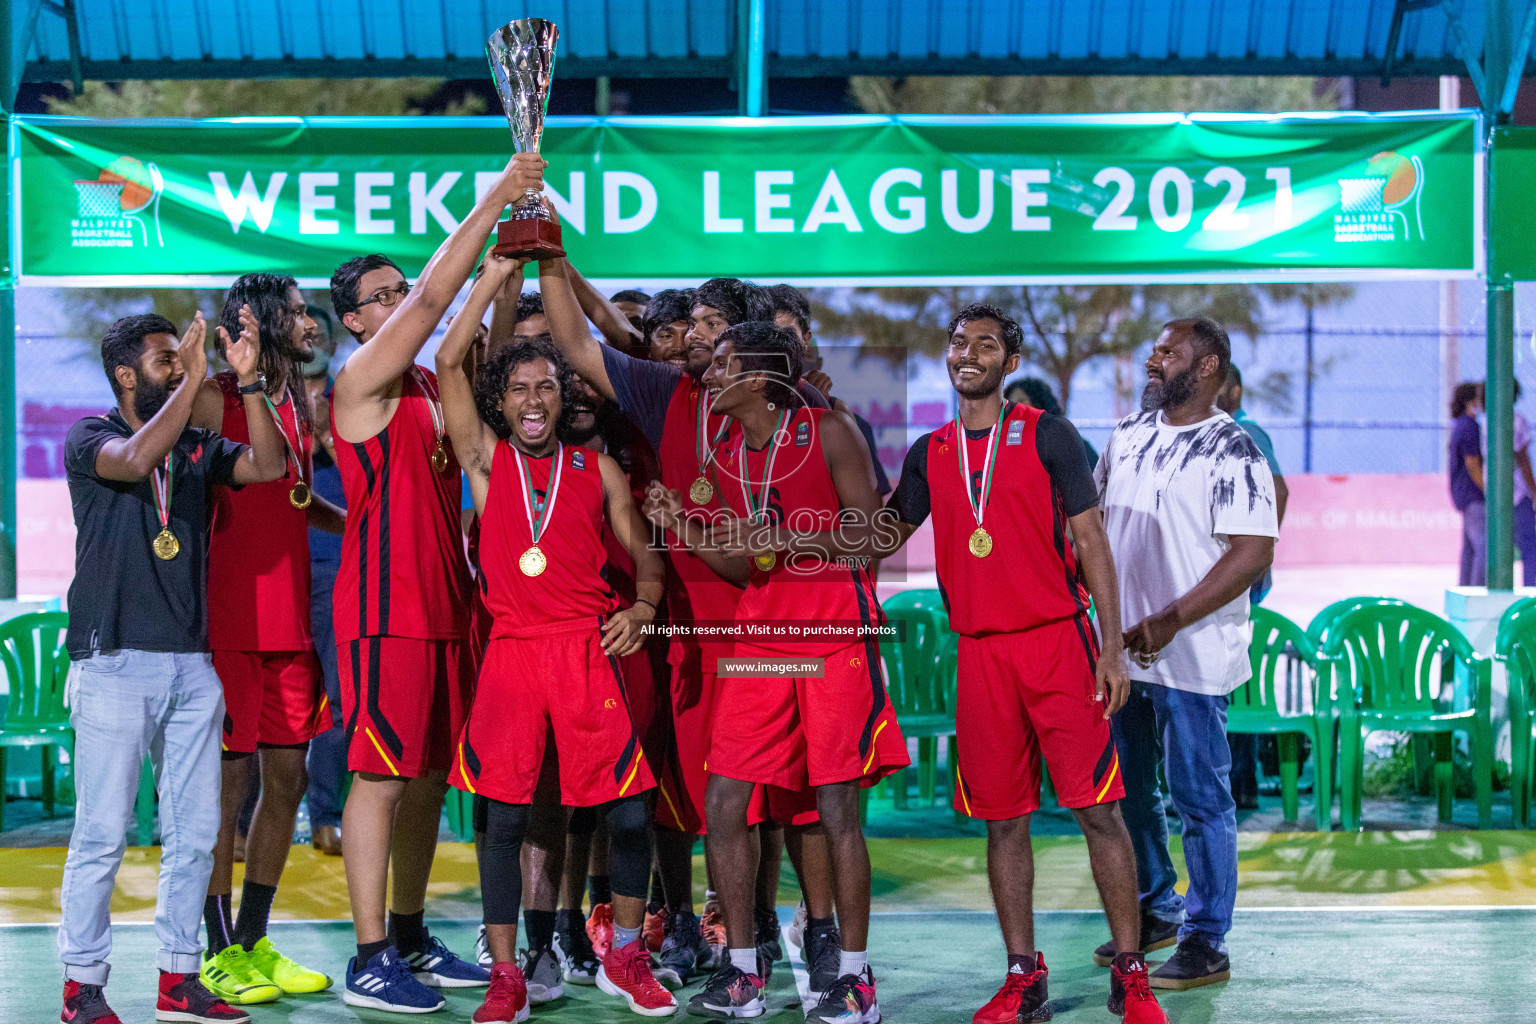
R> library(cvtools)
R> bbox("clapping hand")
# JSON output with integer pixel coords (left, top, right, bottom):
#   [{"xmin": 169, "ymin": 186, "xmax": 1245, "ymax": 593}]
[{"xmin": 218, "ymin": 304, "xmax": 263, "ymax": 387}]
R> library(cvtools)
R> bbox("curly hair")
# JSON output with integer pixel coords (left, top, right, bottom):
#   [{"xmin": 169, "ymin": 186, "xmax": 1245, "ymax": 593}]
[
  {"xmin": 473, "ymin": 337, "xmax": 578, "ymax": 441},
  {"xmin": 948, "ymin": 302, "xmax": 1023, "ymax": 359},
  {"xmin": 693, "ymin": 278, "xmax": 752, "ymax": 326}
]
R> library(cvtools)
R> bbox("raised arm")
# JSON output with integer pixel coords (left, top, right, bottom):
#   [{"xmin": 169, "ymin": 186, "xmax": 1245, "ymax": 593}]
[
  {"xmin": 566, "ymin": 258, "xmax": 645, "ymax": 352},
  {"xmin": 334, "ymin": 153, "xmax": 545, "ymax": 410},
  {"xmin": 220, "ymin": 305, "xmax": 288, "ymax": 485},
  {"xmin": 487, "ymin": 263, "xmax": 525, "ymax": 352},
  {"xmin": 600, "ymin": 455, "xmax": 664, "ymax": 657},
  {"xmin": 94, "ymin": 315, "xmax": 210, "ymax": 482},
  {"xmin": 436, "ymin": 257, "xmax": 521, "ymax": 515},
  {"xmin": 539, "ymin": 259, "xmax": 615, "ymax": 400}
]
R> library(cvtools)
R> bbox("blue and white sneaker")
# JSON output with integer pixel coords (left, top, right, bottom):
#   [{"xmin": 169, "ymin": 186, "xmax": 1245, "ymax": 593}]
[
  {"xmin": 404, "ymin": 936, "xmax": 492, "ymax": 988},
  {"xmin": 343, "ymin": 946, "xmax": 445, "ymax": 1014}
]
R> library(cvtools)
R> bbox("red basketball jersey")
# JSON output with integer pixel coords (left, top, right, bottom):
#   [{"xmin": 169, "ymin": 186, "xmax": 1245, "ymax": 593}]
[
  {"xmin": 207, "ymin": 371, "xmax": 312, "ymax": 651},
  {"xmin": 655, "ymin": 377, "xmax": 743, "ymax": 668},
  {"xmin": 925, "ymin": 403, "xmax": 1091, "ymax": 637},
  {"xmin": 716, "ymin": 407, "xmax": 882, "ymax": 656},
  {"xmin": 480, "ymin": 441, "xmax": 619, "ymax": 638},
  {"xmin": 333, "ymin": 368, "xmax": 471, "ymax": 641}
]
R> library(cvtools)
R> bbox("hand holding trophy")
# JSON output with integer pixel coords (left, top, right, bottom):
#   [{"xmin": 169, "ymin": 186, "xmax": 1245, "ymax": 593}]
[{"xmin": 487, "ymin": 18, "xmax": 566, "ymax": 260}]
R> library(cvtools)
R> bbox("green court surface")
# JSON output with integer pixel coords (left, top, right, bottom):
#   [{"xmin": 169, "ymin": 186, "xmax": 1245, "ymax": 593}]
[{"xmin": 3, "ymin": 907, "xmax": 1523, "ymax": 1023}]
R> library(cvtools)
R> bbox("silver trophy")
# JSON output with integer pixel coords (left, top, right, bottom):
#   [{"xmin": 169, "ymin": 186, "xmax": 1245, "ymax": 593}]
[{"xmin": 487, "ymin": 18, "xmax": 565, "ymax": 258}]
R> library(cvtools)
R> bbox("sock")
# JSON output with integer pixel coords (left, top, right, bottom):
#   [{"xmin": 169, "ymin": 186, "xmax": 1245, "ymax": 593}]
[
  {"xmin": 838, "ymin": 949, "xmax": 868, "ymax": 978},
  {"xmin": 525, "ymin": 909, "xmax": 556, "ymax": 952},
  {"xmin": 613, "ymin": 923, "xmax": 642, "ymax": 950},
  {"xmin": 233, "ymin": 881, "xmax": 277, "ymax": 951},
  {"xmin": 388, "ymin": 910, "xmax": 427, "ymax": 956},
  {"xmin": 729, "ymin": 948, "xmax": 757, "ymax": 975},
  {"xmin": 807, "ymin": 914, "xmax": 835, "ymax": 933},
  {"xmin": 1008, "ymin": 952, "xmax": 1038, "ymax": 975},
  {"xmin": 589, "ymin": 875, "xmax": 612, "ymax": 906},
  {"xmin": 204, "ymin": 894, "xmax": 234, "ymax": 952},
  {"xmin": 356, "ymin": 938, "xmax": 390, "ymax": 964}
]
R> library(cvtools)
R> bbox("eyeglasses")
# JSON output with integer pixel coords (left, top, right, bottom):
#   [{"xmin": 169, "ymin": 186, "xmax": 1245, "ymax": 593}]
[{"xmin": 356, "ymin": 283, "xmax": 411, "ymax": 309}]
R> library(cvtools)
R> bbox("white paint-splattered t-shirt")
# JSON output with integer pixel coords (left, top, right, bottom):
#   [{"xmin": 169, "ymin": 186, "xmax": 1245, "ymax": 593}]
[{"xmin": 1095, "ymin": 410, "xmax": 1279, "ymax": 696}]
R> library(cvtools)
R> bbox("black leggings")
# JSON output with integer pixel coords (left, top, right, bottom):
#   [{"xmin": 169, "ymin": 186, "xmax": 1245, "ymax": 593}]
[{"xmin": 479, "ymin": 794, "xmax": 651, "ymax": 925}]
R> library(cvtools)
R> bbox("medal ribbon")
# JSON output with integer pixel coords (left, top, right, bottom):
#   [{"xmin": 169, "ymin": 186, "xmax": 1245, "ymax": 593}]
[
  {"xmin": 512, "ymin": 441, "xmax": 565, "ymax": 546},
  {"xmin": 955, "ymin": 403, "xmax": 1006, "ymax": 530},
  {"xmin": 260, "ymin": 390, "xmax": 306, "ymax": 487},
  {"xmin": 152, "ymin": 451, "xmax": 173, "ymax": 531},
  {"xmin": 695, "ymin": 388, "xmax": 731, "ymax": 476},
  {"xmin": 410, "ymin": 365, "xmax": 446, "ymax": 445},
  {"xmin": 738, "ymin": 409, "xmax": 789, "ymax": 525}
]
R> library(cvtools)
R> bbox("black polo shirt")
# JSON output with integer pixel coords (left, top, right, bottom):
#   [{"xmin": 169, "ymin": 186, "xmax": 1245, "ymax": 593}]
[{"xmin": 64, "ymin": 411, "xmax": 246, "ymax": 659}]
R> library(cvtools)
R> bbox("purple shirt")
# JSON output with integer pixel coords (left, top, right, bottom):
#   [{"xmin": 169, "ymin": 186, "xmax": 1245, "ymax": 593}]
[{"xmin": 1449, "ymin": 414, "xmax": 1483, "ymax": 511}]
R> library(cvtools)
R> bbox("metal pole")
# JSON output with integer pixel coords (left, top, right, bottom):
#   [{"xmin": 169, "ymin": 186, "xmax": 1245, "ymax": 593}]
[
  {"xmin": 1485, "ymin": 0, "xmax": 1517, "ymax": 590},
  {"xmin": 1440, "ymin": 76, "xmax": 1461, "ymax": 472},
  {"xmin": 735, "ymin": 0, "xmax": 766, "ymax": 116},
  {"xmin": 595, "ymin": 76, "xmax": 611, "ymax": 117},
  {"xmin": 1303, "ymin": 302, "xmax": 1315, "ymax": 473},
  {"xmin": 0, "ymin": 1, "xmax": 17, "ymax": 600}
]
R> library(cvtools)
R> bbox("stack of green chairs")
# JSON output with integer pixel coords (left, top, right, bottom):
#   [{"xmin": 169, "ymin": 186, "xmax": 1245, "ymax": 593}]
[
  {"xmin": 1496, "ymin": 597, "xmax": 1536, "ymax": 828},
  {"xmin": 1227, "ymin": 607, "xmax": 1329, "ymax": 829},
  {"xmin": 1322, "ymin": 603, "xmax": 1493, "ymax": 831},
  {"xmin": 878, "ymin": 589, "xmax": 955, "ymax": 810},
  {"xmin": 0, "ymin": 612, "xmax": 73, "ymax": 831}
]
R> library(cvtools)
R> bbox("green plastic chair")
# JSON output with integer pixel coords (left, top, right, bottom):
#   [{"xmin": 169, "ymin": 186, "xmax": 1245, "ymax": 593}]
[
  {"xmin": 878, "ymin": 602, "xmax": 955, "ymax": 808},
  {"xmin": 1306, "ymin": 597, "xmax": 1408, "ymax": 648},
  {"xmin": 1496, "ymin": 597, "xmax": 1536, "ymax": 828},
  {"xmin": 0, "ymin": 612, "xmax": 73, "ymax": 831},
  {"xmin": 1227, "ymin": 608, "xmax": 1330, "ymax": 829},
  {"xmin": 1323, "ymin": 603, "xmax": 1494, "ymax": 831},
  {"xmin": 882, "ymin": 588, "xmax": 946, "ymax": 617}
]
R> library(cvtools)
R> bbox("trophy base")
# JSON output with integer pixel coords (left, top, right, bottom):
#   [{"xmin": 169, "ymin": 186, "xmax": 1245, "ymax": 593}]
[{"xmin": 493, "ymin": 218, "xmax": 566, "ymax": 260}]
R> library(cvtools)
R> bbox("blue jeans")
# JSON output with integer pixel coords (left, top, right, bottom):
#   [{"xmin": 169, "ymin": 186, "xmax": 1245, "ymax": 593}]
[
  {"xmin": 305, "ymin": 561, "xmax": 347, "ymax": 828},
  {"xmin": 57, "ymin": 650, "xmax": 224, "ymax": 983},
  {"xmin": 1111, "ymin": 681, "xmax": 1237, "ymax": 948}
]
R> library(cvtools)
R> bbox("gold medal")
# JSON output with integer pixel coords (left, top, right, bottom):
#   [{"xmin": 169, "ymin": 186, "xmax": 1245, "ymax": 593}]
[
  {"xmin": 689, "ymin": 476, "xmax": 715, "ymax": 505},
  {"xmin": 519, "ymin": 544, "xmax": 547, "ymax": 577},
  {"xmin": 431, "ymin": 441, "xmax": 450, "ymax": 474},
  {"xmin": 753, "ymin": 551, "xmax": 777, "ymax": 572},
  {"xmin": 153, "ymin": 528, "xmax": 180, "ymax": 561},
  {"xmin": 289, "ymin": 481, "xmax": 313, "ymax": 509},
  {"xmin": 968, "ymin": 526, "xmax": 993, "ymax": 558}
]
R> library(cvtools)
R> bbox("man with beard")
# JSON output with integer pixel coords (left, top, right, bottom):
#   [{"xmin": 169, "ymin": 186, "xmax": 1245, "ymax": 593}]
[
  {"xmin": 644, "ymin": 290, "xmax": 695, "ymax": 371},
  {"xmin": 1094, "ymin": 317, "xmax": 1277, "ymax": 993},
  {"xmin": 867, "ymin": 304, "xmax": 1166, "ymax": 1024},
  {"xmin": 328, "ymin": 154, "xmax": 543, "ymax": 1012},
  {"xmin": 643, "ymin": 322, "xmax": 908, "ymax": 1024},
  {"xmin": 59, "ymin": 312, "xmax": 286, "ymax": 1024},
  {"xmin": 189, "ymin": 274, "xmax": 344, "ymax": 1006},
  {"xmin": 540, "ymin": 266, "xmax": 827, "ymax": 985},
  {"xmin": 435, "ymin": 253, "xmax": 674, "ymax": 1020}
]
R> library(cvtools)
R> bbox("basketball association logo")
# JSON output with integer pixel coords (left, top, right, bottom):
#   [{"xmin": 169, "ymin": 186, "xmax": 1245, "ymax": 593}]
[
  {"xmin": 71, "ymin": 156, "xmax": 165, "ymax": 249},
  {"xmin": 1334, "ymin": 150, "xmax": 1425, "ymax": 243}
]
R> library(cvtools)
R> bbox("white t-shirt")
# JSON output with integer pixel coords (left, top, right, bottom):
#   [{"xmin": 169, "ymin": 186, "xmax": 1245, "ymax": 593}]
[{"xmin": 1095, "ymin": 410, "xmax": 1280, "ymax": 696}]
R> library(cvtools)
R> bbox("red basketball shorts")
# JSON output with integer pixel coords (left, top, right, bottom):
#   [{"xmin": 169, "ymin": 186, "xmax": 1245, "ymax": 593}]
[
  {"xmin": 660, "ymin": 657, "xmax": 819, "ymax": 834},
  {"xmin": 451, "ymin": 627, "xmax": 655, "ymax": 807},
  {"xmin": 952, "ymin": 617, "xmax": 1124, "ymax": 820},
  {"xmin": 339, "ymin": 636, "xmax": 475, "ymax": 779},
  {"xmin": 709, "ymin": 641, "xmax": 909, "ymax": 791},
  {"xmin": 213, "ymin": 649, "xmax": 328, "ymax": 755}
]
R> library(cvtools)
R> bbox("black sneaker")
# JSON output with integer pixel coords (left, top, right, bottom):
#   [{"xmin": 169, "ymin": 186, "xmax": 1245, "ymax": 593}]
[
  {"xmin": 554, "ymin": 910, "xmax": 600, "ymax": 986},
  {"xmin": 685, "ymin": 964, "xmax": 765, "ymax": 1019},
  {"xmin": 805, "ymin": 922, "xmax": 843, "ymax": 995},
  {"xmin": 659, "ymin": 909, "xmax": 702, "ymax": 982},
  {"xmin": 61, "ymin": 981, "xmax": 123, "ymax": 1024},
  {"xmin": 1147, "ymin": 933, "xmax": 1230, "ymax": 991},
  {"xmin": 1093, "ymin": 915, "xmax": 1180, "ymax": 967},
  {"xmin": 754, "ymin": 906, "xmax": 783, "ymax": 963}
]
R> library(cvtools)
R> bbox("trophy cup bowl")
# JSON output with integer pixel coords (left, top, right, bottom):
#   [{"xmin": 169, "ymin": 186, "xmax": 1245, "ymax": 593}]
[{"xmin": 487, "ymin": 18, "xmax": 566, "ymax": 260}]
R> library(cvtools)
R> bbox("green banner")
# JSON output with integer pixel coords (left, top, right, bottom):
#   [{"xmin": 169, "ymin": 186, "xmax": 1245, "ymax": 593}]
[{"xmin": 13, "ymin": 113, "xmax": 1478, "ymax": 285}]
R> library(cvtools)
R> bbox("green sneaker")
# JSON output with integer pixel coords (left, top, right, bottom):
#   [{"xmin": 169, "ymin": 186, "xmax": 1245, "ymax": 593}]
[
  {"xmin": 200, "ymin": 944, "xmax": 283, "ymax": 1005},
  {"xmin": 248, "ymin": 936, "xmax": 333, "ymax": 994}
]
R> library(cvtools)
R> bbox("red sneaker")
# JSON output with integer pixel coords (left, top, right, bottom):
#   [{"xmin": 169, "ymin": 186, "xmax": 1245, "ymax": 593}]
[
  {"xmin": 155, "ymin": 972, "xmax": 250, "ymax": 1024},
  {"xmin": 596, "ymin": 938, "xmax": 679, "ymax": 1016},
  {"xmin": 61, "ymin": 981, "xmax": 123, "ymax": 1024},
  {"xmin": 473, "ymin": 962, "xmax": 530, "ymax": 1024},
  {"xmin": 644, "ymin": 903, "xmax": 668, "ymax": 954},
  {"xmin": 1111, "ymin": 956, "xmax": 1170, "ymax": 1024},
  {"xmin": 587, "ymin": 903, "xmax": 615, "ymax": 959},
  {"xmin": 973, "ymin": 953, "xmax": 1051, "ymax": 1023}
]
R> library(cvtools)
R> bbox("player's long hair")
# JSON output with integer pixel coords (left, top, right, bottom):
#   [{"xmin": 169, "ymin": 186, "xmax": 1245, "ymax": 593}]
[
  {"xmin": 474, "ymin": 337, "xmax": 579, "ymax": 441},
  {"xmin": 218, "ymin": 272, "xmax": 312, "ymax": 436}
]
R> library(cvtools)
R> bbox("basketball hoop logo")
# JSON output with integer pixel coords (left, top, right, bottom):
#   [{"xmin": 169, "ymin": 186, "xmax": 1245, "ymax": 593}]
[
  {"xmin": 71, "ymin": 156, "xmax": 165, "ymax": 249},
  {"xmin": 1334, "ymin": 150, "xmax": 1425, "ymax": 244}
]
